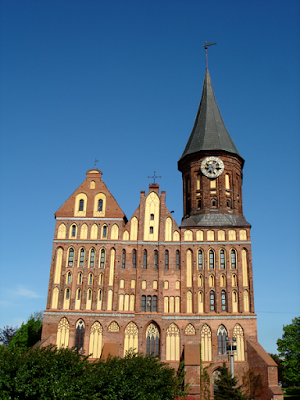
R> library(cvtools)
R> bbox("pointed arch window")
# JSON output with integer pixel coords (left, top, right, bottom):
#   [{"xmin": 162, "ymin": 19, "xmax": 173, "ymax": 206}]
[
  {"xmin": 165, "ymin": 250, "xmax": 169, "ymax": 269},
  {"xmin": 198, "ymin": 249, "xmax": 203, "ymax": 269},
  {"xmin": 176, "ymin": 250, "xmax": 180, "ymax": 269},
  {"xmin": 78, "ymin": 273, "xmax": 82, "ymax": 284},
  {"xmin": 102, "ymin": 225, "xmax": 107, "ymax": 238},
  {"xmin": 79, "ymin": 199, "xmax": 84, "ymax": 211},
  {"xmin": 100, "ymin": 249, "xmax": 105, "ymax": 268},
  {"xmin": 122, "ymin": 249, "xmax": 126, "ymax": 269},
  {"xmin": 153, "ymin": 295, "xmax": 157, "ymax": 312},
  {"xmin": 75, "ymin": 320, "xmax": 85, "ymax": 350},
  {"xmin": 71, "ymin": 224, "xmax": 76, "ymax": 237},
  {"xmin": 90, "ymin": 249, "xmax": 95, "ymax": 268},
  {"xmin": 220, "ymin": 249, "xmax": 225, "ymax": 269},
  {"xmin": 221, "ymin": 290, "xmax": 227, "ymax": 311},
  {"xmin": 210, "ymin": 290, "xmax": 215, "ymax": 311},
  {"xmin": 67, "ymin": 271, "xmax": 72, "ymax": 284},
  {"xmin": 154, "ymin": 250, "xmax": 158, "ymax": 269},
  {"xmin": 218, "ymin": 325, "xmax": 227, "ymax": 355},
  {"xmin": 99, "ymin": 273, "xmax": 103, "ymax": 285},
  {"xmin": 141, "ymin": 295, "xmax": 146, "ymax": 312},
  {"xmin": 132, "ymin": 249, "xmax": 136, "ymax": 268},
  {"xmin": 98, "ymin": 199, "xmax": 103, "ymax": 211},
  {"xmin": 143, "ymin": 250, "xmax": 147, "ymax": 269},
  {"xmin": 209, "ymin": 250, "xmax": 215, "ymax": 269},
  {"xmin": 231, "ymin": 250, "xmax": 237, "ymax": 269},
  {"xmin": 68, "ymin": 248, "xmax": 74, "ymax": 266},
  {"xmin": 65, "ymin": 288, "xmax": 70, "ymax": 299},
  {"xmin": 89, "ymin": 273, "xmax": 93, "ymax": 285},
  {"xmin": 147, "ymin": 296, "xmax": 152, "ymax": 312},
  {"xmin": 146, "ymin": 323, "xmax": 160, "ymax": 356},
  {"xmin": 79, "ymin": 248, "xmax": 85, "ymax": 267}
]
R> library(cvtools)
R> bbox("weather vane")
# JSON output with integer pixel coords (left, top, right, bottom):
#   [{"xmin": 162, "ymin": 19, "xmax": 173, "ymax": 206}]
[
  {"xmin": 94, "ymin": 158, "xmax": 99, "ymax": 168},
  {"xmin": 203, "ymin": 41, "xmax": 216, "ymax": 70},
  {"xmin": 148, "ymin": 171, "xmax": 161, "ymax": 184}
]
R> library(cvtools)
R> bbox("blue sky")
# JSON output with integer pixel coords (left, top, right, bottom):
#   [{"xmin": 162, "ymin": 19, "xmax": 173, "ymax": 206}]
[{"xmin": 0, "ymin": 0, "xmax": 299, "ymax": 354}]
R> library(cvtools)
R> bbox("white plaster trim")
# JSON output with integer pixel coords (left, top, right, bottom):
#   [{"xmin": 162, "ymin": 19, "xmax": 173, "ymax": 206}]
[
  {"xmin": 44, "ymin": 311, "xmax": 135, "ymax": 318},
  {"xmin": 56, "ymin": 217, "xmax": 124, "ymax": 221},
  {"xmin": 162, "ymin": 315, "xmax": 256, "ymax": 320}
]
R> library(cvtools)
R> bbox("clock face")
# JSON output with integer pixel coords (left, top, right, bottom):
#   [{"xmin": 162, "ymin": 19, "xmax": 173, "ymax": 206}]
[{"xmin": 200, "ymin": 156, "xmax": 224, "ymax": 178}]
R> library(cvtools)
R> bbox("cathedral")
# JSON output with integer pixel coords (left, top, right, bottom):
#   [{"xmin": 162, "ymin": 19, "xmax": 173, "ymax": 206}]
[{"xmin": 41, "ymin": 68, "xmax": 282, "ymax": 399}]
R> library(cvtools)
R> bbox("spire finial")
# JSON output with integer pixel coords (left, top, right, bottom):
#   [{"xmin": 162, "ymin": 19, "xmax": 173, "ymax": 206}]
[
  {"xmin": 203, "ymin": 41, "xmax": 216, "ymax": 69},
  {"xmin": 94, "ymin": 158, "xmax": 99, "ymax": 168},
  {"xmin": 147, "ymin": 171, "xmax": 161, "ymax": 184}
]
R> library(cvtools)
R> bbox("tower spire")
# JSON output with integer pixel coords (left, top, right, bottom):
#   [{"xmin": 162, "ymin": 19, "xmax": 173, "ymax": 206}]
[{"xmin": 203, "ymin": 41, "xmax": 216, "ymax": 70}]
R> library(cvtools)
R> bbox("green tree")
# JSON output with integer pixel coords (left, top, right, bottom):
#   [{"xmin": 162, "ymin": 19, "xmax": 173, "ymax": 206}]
[
  {"xmin": 0, "ymin": 325, "xmax": 18, "ymax": 346},
  {"xmin": 214, "ymin": 363, "xmax": 247, "ymax": 400},
  {"xmin": 277, "ymin": 316, "xmax": 300, "ymax": 386},
  {"xmin": 9, "ymin": 312, "xmax": 43, "ymax": 350},
  {"xmin": 242, "ymin": 368, "xmax": 263, "ymax": 400}
]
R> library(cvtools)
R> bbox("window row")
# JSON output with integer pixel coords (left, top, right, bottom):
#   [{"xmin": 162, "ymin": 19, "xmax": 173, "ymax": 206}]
[
  {"xmin": 196, "ymin": 248, "xmax": 238, "ymax": 270},
  {"xmin": 65, "ymin": 271, "xmax": 104, "ymax": 285},
  {"xmin": 74, "ymin": 192, "xmax": 106, "ymax": 217},
  {"xmin": 57, "ymin": 318, "xmax": 245, "ymax": 362},
  {"xmin": 58, "ymin": 223, "xmax": 109, "ymax": 240},
  {"xmin": 182, "ymin": 229, "xmax": 247, "ymax": 242}
]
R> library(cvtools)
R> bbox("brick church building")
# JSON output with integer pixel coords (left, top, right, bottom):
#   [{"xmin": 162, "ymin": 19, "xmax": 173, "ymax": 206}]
[{"xmin": 41, "ymin": 68, "xmax": 282, "ymax": 399}]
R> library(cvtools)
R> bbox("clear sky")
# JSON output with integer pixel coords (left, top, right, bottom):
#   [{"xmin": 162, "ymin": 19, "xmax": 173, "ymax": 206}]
[{"xmin": 0, "ymin": 0, "xmax": 299, "ymax": 354}]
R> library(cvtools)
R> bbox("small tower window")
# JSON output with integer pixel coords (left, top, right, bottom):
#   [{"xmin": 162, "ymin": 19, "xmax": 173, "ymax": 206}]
[
  {"xmin": 67, "ymin": 272, "xmax": 71, "ymax": 284},
  {"xmin": 220, "ymin": 249, "xmax": 225, "ymax": 269},
  {"xmin": 221, "ymin": 290, "xmax": 226, "ymax": 311},
  {"xmin": 150, "ymin": 227, "xmax": 153, "ymax": 234},
  {"xmin": 218, "ymin": 325, "xmax": 227, "ymax": 354},
  {"xmin": 211, "ymin": 199, "xmax": 217, "ymax": 207},
  {"xmin": 79, "ymin": 199, "xmax": 84, "ymax": 211},
  {"xmin": 71, "ymin": 225, "xmax": 76, "ymax": 237},
  {"xmin": 153, "ymin": 295, "xmax": 157, "ymax": 312},
  {"xmin": 89, "ymin": 273, "xmax": 93, "ymax": 285},
  {"xmin": 79, "ymin": 248, "xmax": 85, "ymax": 267},
  {"xmin": 66, "ymin": 288, "xmax": 70, "ymax": 299},
  {"xmin": 75, "ymin": 320, "xmax": 85, "ymax": 350},
  {"xmin": 141, "ymin": 295, "xmax": 146, "ymax": 312},
  {"xmin": 154, "ymin": 250, "xmax": 158, "ymax": 269},
  {"xmin": 198, "ymin": 250, "xmax": 203, "ymax": 269},
  {"xmin": 68, "ymin": 248, "xmax": 74, "ymax": 266},
  {"xmin": 78, "ymin": 273, "xmax": 82, "ymax": 284},
  {"xmin": 98, "ymin": 199, "xmax": 103, "ymax": 211},
  {"xmin": 132, "ymin": 249, "xmax": 136, "ymax": 269},
  {"xmin": 165, "ymin": 250, "xmax": 169, "ymax": 269},
  {"xmin": 198, "ymin": 199, "xmax": 201, "ymax": 209},
  {"xmin": 143, "ymin": 250, "xmax": 147, "ymax": 269},
  {"xmin": 100, "ymin": 249, "xmax": 105, "ymax": 268},
  {"xmin": 122, "ymin": 249, "xmax": 126, "ymax": 269},
  {"xmin": 150, "ymin": 214, "xmax": 154, "ymax": 220},
  {"xmin": 231, "ymin": 250, "xmax": 237, "ymax": 269},
  {"xmin": 102, "ymin": 225, "xmax": 107, "ymax": 238},
  {"xmin": 227, "ymin": 200, "xmax": 231, "ymax": 208},
  {"xmin": 90, "ymin": 249, "xmax": 95, "ymax": 268},
  {"xmin": 210, "ymin": 290, "xmax": 215, "ymax": 311},
  {"xmin": 176, "ymin": 250, "xmax": 180, "ymax": 270},
  {"xmin": 147, "ymin": 296, "xmax": 152, "ymax": 312},
  {"xmin": 209, "ymin": 250, "xmax": 215, "ymax": 269},
  {"xmin": 77, "ymin": 289, "xmax": 81, "ymax": 300}
]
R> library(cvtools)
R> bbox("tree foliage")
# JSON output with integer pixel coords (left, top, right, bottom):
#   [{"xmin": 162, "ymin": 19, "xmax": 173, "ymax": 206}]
[
  {"xmin": 8, "ymin": 312, "xmax": 43, "ymax": 350},
  {"xmin": 0, "ymin": 325, "xmax": 18, "ymax": 347},
  {"xmin": 0, "ymin": 345, "xmax": 187, "ymax": 400},
  {"xmin": 214, "ymin": 364, "xmax": 247, "ymax": 400},
  {"xmin": 242, "ymin": 368, "xmax": 263, "ymax": 400},
  {"xmin": 277, "ymin": 316, "xmax": 300, "ymax": 386}
]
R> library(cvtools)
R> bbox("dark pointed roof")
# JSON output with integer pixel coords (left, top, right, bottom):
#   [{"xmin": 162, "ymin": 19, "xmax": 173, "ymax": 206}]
[{"xmin": 179, "ymin": 69, "xmax": 242, "ymax": 163}]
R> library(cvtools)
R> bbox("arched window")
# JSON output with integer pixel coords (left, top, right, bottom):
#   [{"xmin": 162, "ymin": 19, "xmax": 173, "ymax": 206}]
[
  {"xmin": 100, "ymin": 249, "xmax": 105, "ymax": 268},
  {"xmin": 201, "ymin": 324, "xmax": 212, "ymax": 361},
  {"xmin": 231, "ymin": 249, "xmax": 237, "ymax": 269},
  {"xmin": 150, "ymin": 213, "xmax": 154, "ymax": 220},
  {"xmin": 68, "ymin": 248, "xmax": 74, "ymax": 267},
  {"xmin": 141, "ymin": 295, "xmax": 146, "ymax": 312},
  {"xmin": 79, "ymin": 248, "xmax": 85, "ymax": 267},
  {"xmin": 198, "ymin": 291, "xmax": 203, "ymax": 313},
  {"xmin": 143, "ymin": 249, "xmax": 147, "ymax": 269},
  {"xmin": 99, "ymin": 274, "xmax": 103, "ymax": 285},
  {"xmin": 124, "ymin": 322, "xmax": 138, "ymax": 356},
  {"xmin": 97, "ymin": 289, "xmax": 102, "ymax": 310},
  {"xmin": 153, "ymin": 295, "xmax": 157, "ymax": 312},
  {"xmin": 209, "ymin": 275, "xmax": 215, "ymax": 287},
  {"xmin": 89, "ymin": 273, "xmax": 93, "ymax": 285},
  {"xmin": 75, "ymin": 288, "xmax": 81, "ymax": 310},
  {"xmin": 164, "ymin": 296, "xmax": 169, "ymax": 313},
  {"xmin": 132, "ymin": 249, "xmax": 136, "ymax": 268},
  {"xmin": 233, "ymin": 324, "xmax": 245, "ymax": 361},
  {"xmin": 198, "ymin": 275, "xmax": 203, "ymax": 287},
  {"xmin": 211, "ymin": 199, "xmax": 217, "ymax": 207},
  {"xmin": 220, "ymin": 249, "xmax": 225, "ymax": 269},
  {"xmin": 98, "ymin": 199, "xmax": 103, "ymax": 211},
  {"xmin": 198, "ymin": 249, "xmax": 203, "ymax": 269},
  {"xmin": 122, "ymin": 249, "xmax": 126, "ymax": 269},
  {"xmin": 221, "ymin": 290, "xmax": 227, "ymax": 311},
  {"xmin": 176, "ymin": 250, "xmax": 180, "ymax": 269},
  {"xmin": 65, "ymin": 288, "xmax": 70, "ymax": 300},
  {"xmin": 210, "ymin": 291, "xmax": 215, "ymax": 311},
  {"xmin": 71, "ymin": 224, "xmax": 76, "ymax": 237},
  {"xmin": 75, "ymin": 320, "xmax": 85, "ymax": 350},
  {"xmin": 67, "ymin": 271, "xmax": 72, "ymax": 284},
  {"xmin": 209, "ymin": 250, "xmax": 215, "ymax": 269},
  {"xmin": 187, "ymin": 291, "xmax": 193, "ymax": 313},
  {"xmin": 232, "ymin": 274, "xmax": 237, "ymax": 286},
  {"xmin": 78, "ymin": 273, "xmax": 82, "ymax": 284},
  {"xmin": 89, "ymin": 322, "xmax": 103, "ymax": 358},
  {"xmin": 147, "ymin": 295, "xmax": 152, "ymax": 312},
  {"xmin": 102, "ymin": 225, "xmax": 107, "ymax": 238},
  {"xmin": 86, "ymin": 289, "xmax": 92, "ymax": 310},
  {"xmin": 165, "ymin": 250, "xmax": 169, "ymax": 269},
  {"xmin": 154, "ymin": 250, "xmax": 158, "ymax": 269},
  {"xmin": 213, "ymin": 369, "xmax": 221, "ymax": 397},
  {"xmin": 218, "ymin": 325, "xmax": 227, "ymax": 354},
  {"xmin": 232, "ymin": 290, "xmax": 238, "ymax": 312},
  {"xmin": 79, "ymin": 199, "xmax": 84, "ymax": 211},
  {"xmin": 146, "ymin": 323, "xmax": 160, "ymax": 356},
  {"xmin": 166, "ymin": 323, "xmax": 180, "ymax": 361},
  {"xmin": 56, "ymin": 317, "xmax": 69, "ymax": 348},
  {"xmin": 90, "ymin": 249, "xmax": 95, "ymax": 268},
  {"xmin": 220, "ymin": 274, "xmax": 226, "ymax": 287}
]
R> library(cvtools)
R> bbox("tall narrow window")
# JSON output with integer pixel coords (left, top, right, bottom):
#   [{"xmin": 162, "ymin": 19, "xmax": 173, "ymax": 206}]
[
  {"xmin": 150, "ymin": 214, "xmax": 154, "ymax": 220},
  {"xmin": 209, "ymin": 250, "xmax": 215, "ymax": 269},
  {"xmin": 176, "ymin": 250, "xmax": 180, "ymax": 269},
  {"xmin": 99, "ymin": 273, "xmax": 103, "ymax": 285},
  {"xmin": 146, "ymin": 323, "xmax": 160, "ymax": 357},
  {"xmin": 75, "ymin": 320, "xmax": 85, "ymax": 350},
  {"xmin": 143, "ymin": 250, "xmax": 147, "ymax": 269},
  {"xmin": 98, "ymin": 199, "xmax": 103, "ymax": 211},
  {"xmin": 231, "ymin": 250, "xmax": 236, "ymax": 269},
  {"xmin": 153, "ymin": 295, "xmax": 157, "ymax": 312},
  {"xmin": 221, "ymin": 290, "xmax": 226, "ymax": 311},
  {"xmin": 198, "ymin": 250, "xmax": 203, "ymax": 269},
  {"xmin": 154, "ymin": 250, "xmax": 158, "ymax": 269},
  {"xmin": 68, "ymin": 248, "xmax": 74, "ymax": 267},
  {"xmin": 147, "ymin": 296, "xmax": 152, "ymax": 312},
  {"xmin": 132, "ymin": 249, "xmax": 136, "ymax": 268},
  {"xmin": 89, "ymin": 273, "xmax": 93, "ymax": 285},
  {"xmin": 100, "ymin": 249, "xmax": 105, "ymax": 268},
  {"xmin": 141, "ymin": 295, "xmax": 146, "ymax": 312},
  {"xmin": 79, "ymin": 199, "xmax": 84, "ymax": 211},
  {"xmin": 90, "ymin": 249, "xmax": 95, "ymax": 268},
  {"xmin": 102, "ymin": 225, "xmax": 107, "ymax": 238},
  {"xmin": 67, "ymin": 272, "xmax": 71, "ymax": 284},
  {"xmin": 79, "ymin": 248, "xmax": 85, "ymax": 267},
  {"xmin": 71, "ymin": 225, "xmax": 76, "ymax": 237},
  {"xmin": 218, "ymin": 325, "xmax": 227, "ymax": 355},
  {"xmin": 165, "ymin": 250, "xmax": 169, "ymax": 269},
  {"xmin": 78, "ymin": 273, "xmax": 82, "ymax": 284},
  {"xmin": 66, "ymin": 288, "xmax": 70, "ymax": 299},
  {"xmin": 220, "ymin": 250, "xmax": 225, "ymax": 269},
  {"xmin": 122, "ymin": 249, "xmax": 126, "ymax": 269},
  {"xmin": 210, "ymin": 291, "xmax": 215, "ymax": 311}
]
